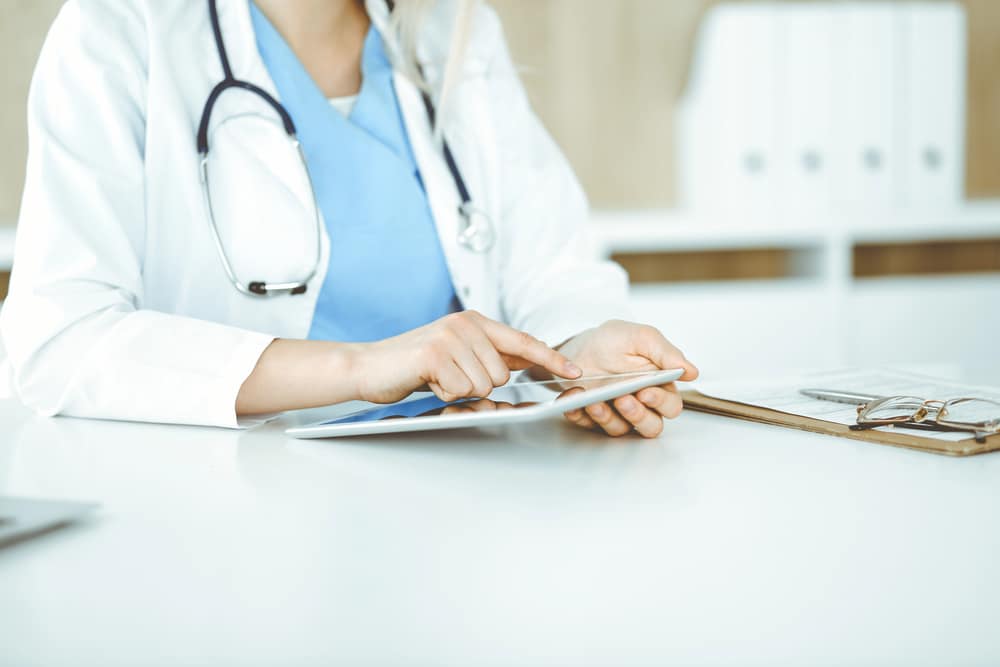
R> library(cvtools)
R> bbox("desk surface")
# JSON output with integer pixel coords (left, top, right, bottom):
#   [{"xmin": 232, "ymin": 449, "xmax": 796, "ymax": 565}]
[{"xmin": 1, "ymin": 398, "xmax": 998, "ymax": 666}]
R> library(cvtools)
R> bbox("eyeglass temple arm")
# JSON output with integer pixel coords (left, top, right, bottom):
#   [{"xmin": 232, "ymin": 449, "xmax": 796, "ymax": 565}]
[{"xmin": 850, "ymin": 421, "xmax": 988, "ymax": 444}]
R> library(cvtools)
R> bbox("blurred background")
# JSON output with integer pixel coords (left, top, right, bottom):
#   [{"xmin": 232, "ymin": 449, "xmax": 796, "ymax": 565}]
[{"xmin": 1, "ymin": 0, "xmax": 998, "ymax": 382}]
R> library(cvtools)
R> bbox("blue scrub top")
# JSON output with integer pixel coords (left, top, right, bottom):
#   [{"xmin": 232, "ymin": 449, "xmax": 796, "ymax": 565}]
[{"xmin": 250, "ymin": 4, "xmax": 458, "ymax": 343}]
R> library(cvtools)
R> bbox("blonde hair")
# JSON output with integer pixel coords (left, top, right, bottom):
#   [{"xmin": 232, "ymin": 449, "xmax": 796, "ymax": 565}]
[{"xmin": 389, "ymin": 0, "xmax": 476, "ymax": 134}]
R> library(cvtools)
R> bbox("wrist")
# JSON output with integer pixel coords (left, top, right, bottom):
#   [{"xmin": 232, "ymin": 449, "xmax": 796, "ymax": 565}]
[{"xmin": 329, "ymin": 341, "xmax": 368, "ymax": 403}]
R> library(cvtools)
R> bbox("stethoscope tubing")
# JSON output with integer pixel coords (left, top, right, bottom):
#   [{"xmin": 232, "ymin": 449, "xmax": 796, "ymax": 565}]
[{"xmin": 198, "ymin": 0, "xmax": 494, "ymax": 297}]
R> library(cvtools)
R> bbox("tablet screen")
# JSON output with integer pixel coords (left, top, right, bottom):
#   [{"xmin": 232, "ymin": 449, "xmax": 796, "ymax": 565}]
[{"xmin": 318, "ymin": 372, "xmax": 670, "ymax": 426}]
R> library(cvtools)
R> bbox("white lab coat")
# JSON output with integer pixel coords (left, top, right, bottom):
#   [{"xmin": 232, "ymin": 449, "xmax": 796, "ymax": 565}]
[{"xmin": 0, "ymin": 0, "xmax": 630, "ymax": 428}]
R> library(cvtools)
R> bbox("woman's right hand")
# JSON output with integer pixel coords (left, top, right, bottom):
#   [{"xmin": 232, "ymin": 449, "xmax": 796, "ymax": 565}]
[{"xmin": 350, "ymin": 311, "xmax": 582, "ymax": 404}]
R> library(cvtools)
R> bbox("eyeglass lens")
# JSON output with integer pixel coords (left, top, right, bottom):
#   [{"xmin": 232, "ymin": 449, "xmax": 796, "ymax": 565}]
[
  {"xmin": 863, "ymin": 396, "xmax": 929, "ymax": 422},
  {"xmin": 940, "ymin": 399, "xmax": 1000, "ymax": 430}
]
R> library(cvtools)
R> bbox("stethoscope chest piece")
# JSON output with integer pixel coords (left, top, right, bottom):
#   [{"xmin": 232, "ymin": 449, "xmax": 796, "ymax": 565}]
[{"xmin": 457, "ymin": 203, "xmax": 496, "ymax": 254}]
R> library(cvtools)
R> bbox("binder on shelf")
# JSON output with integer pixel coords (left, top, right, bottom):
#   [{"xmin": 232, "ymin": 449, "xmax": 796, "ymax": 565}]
[
  {"xmin": 776, "ymin": 5, "xmax": 836, "ymax": 214},
  {"xmin": 834, "ymin": 3, "xmax": 900, "ymax": 211},
  {"xmin": 675, "ymin": 1, "xmax": 970, "ymax": 222},
  {"xmin": 677, "ymin": 5, "xmax": 778, "ymax": 216},
  {"xmin": 900, "ymin": 3, "xmax": 966, "ymax": 209}
]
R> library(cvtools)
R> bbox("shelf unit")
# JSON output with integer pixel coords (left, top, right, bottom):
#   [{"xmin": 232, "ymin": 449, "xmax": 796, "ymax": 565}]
[
  {"xmin": 590, "ymin": 199, "xmax": 1000, "ymax": 260},
  {"xmin": 587, "ymin": 201, "xmax": 1000, "ymax": 382},
  {"xmin": 6, "ymin": 204, "xmax": 998, "ymax": 274}
]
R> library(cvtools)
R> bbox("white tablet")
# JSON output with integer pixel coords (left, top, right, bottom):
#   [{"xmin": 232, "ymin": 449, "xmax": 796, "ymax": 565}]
[{"xmin": 285, "ymin": 369, "xmax": 684, "ymax": 439}]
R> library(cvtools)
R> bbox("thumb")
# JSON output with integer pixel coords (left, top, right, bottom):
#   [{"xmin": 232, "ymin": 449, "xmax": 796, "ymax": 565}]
[{"xmin": 636, "ymin": 327, "xmax": 699, "ymax": 381}]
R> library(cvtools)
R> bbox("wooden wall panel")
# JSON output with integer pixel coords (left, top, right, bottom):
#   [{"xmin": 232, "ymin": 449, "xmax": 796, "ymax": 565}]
[
  {"xmin": 493, "ymin": 0, "xmax": 705, "ymax": 207},
  {"xmin": 964, "ymin": 0, "xmax": 1000, "ymax": 199},
  {"xmin": 0, "ymin": 0, "xmax": 64, "ymax": 226}
]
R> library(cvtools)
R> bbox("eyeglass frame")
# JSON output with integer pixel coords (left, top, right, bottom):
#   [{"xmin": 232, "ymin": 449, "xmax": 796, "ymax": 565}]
[{"xmin": 851, "ymin": 395, "xmax": 1000, "ymax": 444}]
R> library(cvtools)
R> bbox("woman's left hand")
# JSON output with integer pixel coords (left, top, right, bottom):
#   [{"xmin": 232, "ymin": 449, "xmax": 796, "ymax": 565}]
[{"xmin": 556, "ymin": 320, "xmax": 699, "ymax": 438}]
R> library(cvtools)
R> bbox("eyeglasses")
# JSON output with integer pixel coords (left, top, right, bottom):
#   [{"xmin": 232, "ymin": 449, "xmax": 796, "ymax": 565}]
[{"xmin": 852, "ymin": 396, "xmax": 1000, "ymax": 443}]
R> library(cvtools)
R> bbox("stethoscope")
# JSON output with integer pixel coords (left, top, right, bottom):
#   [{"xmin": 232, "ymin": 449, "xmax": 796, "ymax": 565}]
[{"xmin": 197, "ymin": 0, "xmax": 496, "ymax": 297}]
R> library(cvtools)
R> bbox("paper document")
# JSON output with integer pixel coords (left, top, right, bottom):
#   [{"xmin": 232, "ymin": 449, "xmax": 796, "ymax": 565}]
[{"xmin": 696, "ymin": 369, "xmax": 1000, "ymax": 442}]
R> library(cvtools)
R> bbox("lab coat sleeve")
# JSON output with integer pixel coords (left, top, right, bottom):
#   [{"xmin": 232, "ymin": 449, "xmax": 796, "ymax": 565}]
[
  {"xmin": 481, "ymin": 7, "xmax": 633, "ymax": 348},
  {"xmin": 0, "ymin": 1, "xmax": 274, "ymax": 428}
]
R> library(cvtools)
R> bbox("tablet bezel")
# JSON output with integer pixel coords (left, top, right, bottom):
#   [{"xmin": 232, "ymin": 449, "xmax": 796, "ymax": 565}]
[{"xmin": 285, "ymin": 369, "xmax": 684, "ymax": 439}]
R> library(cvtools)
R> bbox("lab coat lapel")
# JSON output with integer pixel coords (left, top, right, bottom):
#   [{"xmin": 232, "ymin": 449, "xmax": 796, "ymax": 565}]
[{"xmin": 392, "ymin": 69, "xmax": 487, "ymax": 312}]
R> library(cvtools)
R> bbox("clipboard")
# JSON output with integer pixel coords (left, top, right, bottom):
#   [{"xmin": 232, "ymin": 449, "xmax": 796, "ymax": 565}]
[{"xmin": 682, "ymin": 390, "xmax": 1000, "ymax": 457}]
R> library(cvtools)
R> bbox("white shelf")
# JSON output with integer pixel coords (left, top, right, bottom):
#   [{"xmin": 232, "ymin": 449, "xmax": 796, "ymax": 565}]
[
  {"xmin": 588, "ymin": 200, "xmax": 1000, "ymax": 255},
  {"xmin": 3, "ymin": 203, "xmax": 1000, "ymax": 273},
  {"xmin": 588, "ymin": 210, "xmax": 828, "ymax": 253},
  {"xmin": 593, "ymin": 203, "xmax": 1000, "ymax": 381}
]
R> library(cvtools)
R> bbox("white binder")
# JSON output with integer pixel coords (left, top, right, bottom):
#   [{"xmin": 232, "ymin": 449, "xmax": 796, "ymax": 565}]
[
  {"xmin": 834, "ymin": 3, "xmax": 900, "ymax": 210},
  {"xmin": 775, "ymin": 5, "xmax": 835, "ymax": 214},
  {"xmin": 900, "ymin": 3, "xmax": 966, "ymax": 209},
  {"xmin": 678, "ymin": 5, "xmax": 778, "ymax": 216},
  {"xmin": 675, "ymin": 2, "xmax": 968, "ymax": 220}
]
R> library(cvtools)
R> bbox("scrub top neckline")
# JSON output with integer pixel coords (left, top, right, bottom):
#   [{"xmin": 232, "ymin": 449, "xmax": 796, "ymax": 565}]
[
  {"xmin": 248, "ymin": 4, "xmax": 410, "ymax": 162},
  {"xmin": 247, "ymin": 0, "xmax": 459, "ymax": 344},
  {"xmin": 328, "ymin": 95, "xmax": 359, "ymax": 117}
]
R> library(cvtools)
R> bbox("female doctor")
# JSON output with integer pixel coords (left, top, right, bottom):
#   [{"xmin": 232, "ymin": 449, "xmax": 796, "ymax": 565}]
[{"xmin": 0, "ymin": 0, "xmax": 698, "ymax": 436}]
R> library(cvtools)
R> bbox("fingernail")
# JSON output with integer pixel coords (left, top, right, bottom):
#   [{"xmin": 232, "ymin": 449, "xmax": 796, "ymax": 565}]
[
  {"xmin": 566, "ymin": 362, "xmax": 582, "ymax": 377},
  {"xmin": 592, "ymin": 404, "xmax": 608, "ymax": 419},
  {"xmin": 620, "ymin": 396, "xmax": 638, "ymax": 414}
]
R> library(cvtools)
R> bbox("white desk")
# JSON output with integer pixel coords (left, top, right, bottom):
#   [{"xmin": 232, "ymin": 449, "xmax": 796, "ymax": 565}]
[{"xmin": 1, "ymin": 397, "xmax": 998, "ymax": 666}]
